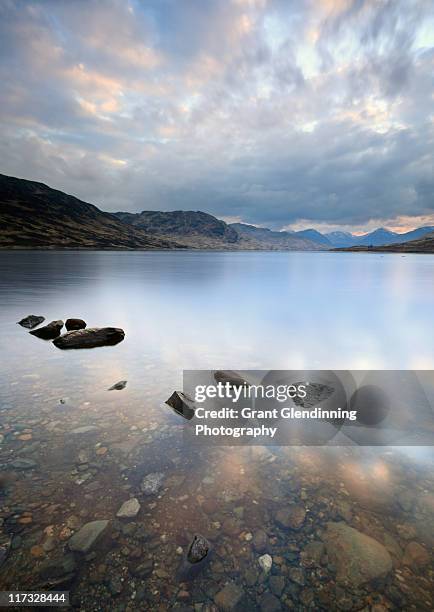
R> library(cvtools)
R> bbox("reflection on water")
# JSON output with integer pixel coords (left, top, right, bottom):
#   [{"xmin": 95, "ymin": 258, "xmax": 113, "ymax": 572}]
[{"xmin": 0, "ymin": 251, "xmax": 433, "ymax": 610}]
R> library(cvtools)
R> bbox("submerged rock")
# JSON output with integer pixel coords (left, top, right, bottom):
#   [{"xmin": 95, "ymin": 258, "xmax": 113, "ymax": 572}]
[
  {"xmin": 141, "ymin": 472, "xmax": 165, "ymax": 495},
  {"xmin": 187, "ymin": 534, "xmax": 210, "ymax": 563},
  {"xmin": 53, "ymin": 327, "xmax": 125, "ymax": 349},
  {"xmin": 116, "ymin": 498, "xmax": 140, "ymax": 519},
  {"xmin": 68, "ymin": 519, "xmax": 109, "ymax": 553},
  {"xmin": 165, "ymin": 391, "xmax": 196, "ymax": 420},
  {"xmin": 258, "ymin": 553, "xmax": 272, "ymax": 573},
  {"xmin": 109, "ymin": 380, "xmax": 127, "ymax": 391},
  {"xmin": 70, "ymin": 425, "xmax": 99, "ymax": 435},
  {"xmin": 0, "ymin": 538, "xmax": 11, "ymax": 568},
  {"xmin": 402, "ymin": 541, "xmax": 430, "ymax": 568},
  {"xmin": 214, "ymin": 370, "xmax": 250, "ymax": 388},
  {"xmin": 39, "ymin": 553, "xmax": 77, "ymax": 580},
  {"xmin": 17, "ymin": 315, "xmax": 45, "ymax": 329},
  {"xmin": 275, "ymin": 504, "xmax": 306, "ymax": 530},
  {"xmin": 214, "ymin": 582, "xmax": 245, "ymax": 611},
  {"xmin": 323, "ymin": 522, "xmax": 392, "ymax": 586},
  {"xmin": 29, "ymin": 320, "xmax": 63, "ymax": 340},
  {"xmin": 65, "ymin": 318, "xmax": 86, "ymax": 331},
  {"xmin": 11, "ymin": 458, "xmax": 37, "ymax": 470}
]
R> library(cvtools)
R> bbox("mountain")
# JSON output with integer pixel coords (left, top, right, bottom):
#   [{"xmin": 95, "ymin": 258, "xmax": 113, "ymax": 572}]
[
  {"xmin": 356, "ymin": 228, "xmax": 399, "ymax": 247},
  {"xmin": 334, "ymin": 232, "xmax": 434, "ymax": 253},
  {"xmin": 326, "ymin": 226, "xmax": 434, "ymax": 248},
  {"xmin": 114, "ymin": 210, "xmax": 240, "ymax": 248},
  {"xmin": 229, "ymin": 223, "xmax": 325, "ymax": 250},
  {"xmin": 293, "ymin": 228, "xmax": 332, "ymax": 246},
  {"xmin": 0, "ymin": 174, "xmax": 183, "ymax": 250},
  {"xmin": 325, "ymin": 231, "xmax": 359, "ymax": 248}
]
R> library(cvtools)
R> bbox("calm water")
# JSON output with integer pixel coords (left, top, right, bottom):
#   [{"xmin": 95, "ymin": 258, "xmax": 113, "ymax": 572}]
[{"xmin": 1, "ymin": 251, "xmax": 434, "ymax": 610}]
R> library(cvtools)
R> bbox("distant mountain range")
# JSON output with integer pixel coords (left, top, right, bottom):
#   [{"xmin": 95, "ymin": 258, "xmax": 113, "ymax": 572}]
[{"xmin": 1, "ymin": 173, "xmax": 434, "ymax": 252}]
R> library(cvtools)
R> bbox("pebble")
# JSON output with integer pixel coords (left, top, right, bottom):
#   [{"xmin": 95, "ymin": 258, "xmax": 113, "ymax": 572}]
[{"xmin": 258, "ymin": 554, "xmax": 272, "ymax": 573}]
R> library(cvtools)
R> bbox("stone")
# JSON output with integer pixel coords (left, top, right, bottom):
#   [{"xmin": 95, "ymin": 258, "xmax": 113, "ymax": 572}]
[
  {"xmin": 141, "ymin": 472, "xmax": 165, "ymax": 495},
  {"xmin": 258, "ymin": 553, "xmax": 272, "ymax": 573},
  {"xmin": 11, "ymin": 458, "xmax": 36, "ymax": 470},
  {"xmin": 269, "ymin": 575, "xmax": 285, "ymax": 597},
  {"xmin": 29, "ymin": 320, "xmax": 63, "ymax": 340},
  {"xmin": 53, "ymin": 327, "xmax": 125, "ymax": 349},
  {"xmin": 70, "ymin": 425, "xmax": 99, "ymax": 435},
  {"xmin": 116, "ymin": 498, "xmax": 140, "ymax": 519},
  {"xmin": 275, "ymin": 504, "xmax": 306, "ymax": 530},
  {"xmin": 68, "ymin": 520, "xmax": 109, "ymax": 553},
  {"xmin": 214, "ymin": 582, "xmax": 244, "ymax": 610},
  {"xmin": 402, "ymin": 541, "xmax": 430, "ymax": 568},
  {"xmin": 17, "ymin": 315, "xmax": 45, "ymax": 329},
  {"xmin": 108, "ymin": 380, "xmax": 127, "ymax": 391},
  {"xmin": 259, "ymin": 592, "xmax": 281, "ymax": 611},
  {"xmin": 39, "ymin": 554, "xmax": 76, "ymax": 581},
  {"xmin": 288, "ymin": 567, "xmax": 305, "ymax": 586},
  {"xmin": 65, "ymin": 318, "xmax": 86, "ymax": 331},
  {"xmin": 397, "ymin": 490, "xmax": 414, "ymax": 512},
  {"xmin": 253, "ymin": 529, "xmax": 268, "ymax": 553},
  {"xmin": 300, "ymin": 541, "xmax": 325, "ymax": 567},
  {"xmin": 323, "ymin": 522, "xmax": 392, "ymax": 586},
  {"xmin": 187, "ymin": 534, "xmax": 210, "ymax": 563},
  {"xmin": 166, "ymin": 391, "xmax": 196, "ymax": 420},
  {"xmin": 0, "ymin": 538, "xmax": 11, "ymax": 568}
]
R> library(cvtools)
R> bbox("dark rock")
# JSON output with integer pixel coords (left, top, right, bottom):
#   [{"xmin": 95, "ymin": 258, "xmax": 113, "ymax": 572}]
[
  {"xmin": 68, "ymin": 519, "xmax": 109, "ymax": 553},
  {"xmin": 109, "ymin": 380, "xmax": 127, "ymax": 391},
  {"xmin": 11, "ymin": 458, "xmax": 37, "ymax": 470},
  {"xmin": 288, "ymin": 567, "xmax": 305, "ymax": 586},
  {"xmin": 253, "ymin": 529, "xmax": 268, "ymax": 553},
  {"xmin": 214, "ymin": 582, "xmax": 244, "ymax": 610},
  {"xmin": 300, "ymin": 541, "xmax": 325, "ymax": 567},
  {"xmin": 269, "ymin": 575, "xmax": 285, "ymax": 597},
  {"xmin": 131, "ymin": 560, "xmax": 153, "ymax": 578},
  {"xmin": 29, "ymin": 320, "xmax": 63, "ymax": 340},
  {"xmin": 187, "ymin": 534, "xmax": 210, "ymax": 563},
  {"xmin": 275, "ymin": 504, "xmax": 306, "ymax": 530},
  {"xmin": 402, "ymin": 541, "xmax": 430, "ymax": 567},
  {"xmin": 17, "ymin": 315, "xmax": 45, "ymax": 329},
  {"xmin": 166, "ymin": 391, "xmax": 196, "ymax": 420},
  {"xmin": 53, "ymin": 327, "xmax": 125, "ymax": 349},
  {"xmin": 259, "ymin": 592, "xmax": 281, "ymax": 612},
  {"xmin": 65, "ymin": 318, "xmax": 86, "ymax": 331},
  {"xmin": 0, "ymin": 538, "xmax": 11, "ymax": 567},
  {"xmin": 214, "ymin": 370, "xmax": 250, "ymax": 388},
  {"xmin": 39, "ymin": 554, "xmax": 77, "ymax": 580}
]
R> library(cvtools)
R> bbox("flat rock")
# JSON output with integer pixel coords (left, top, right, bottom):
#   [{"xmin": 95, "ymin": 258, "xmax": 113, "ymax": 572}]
[
  {"xmin": 402, "ymin": 541, "xmax": 430, "ymax": 567},
  {"xmin": 253, "ymin": 529, "xmax": 268, "ymax": 552},
  {"xmin": 187, "ymin": 534, "xmax": 210, "ymax": 563},
  {"xmin": 68, "ymin": 520, "xmax": 109, "ymax": 553},
  {"xmin": 11, "ymin": 458, "xmax": 37, "ymax": 470},
  {"xmin": 30, "ymin": 320, "xmax": 63, "ymax": 340},
  {"xmin": 116, "ymin": 498, "xmax": 140, "ymax": 519},
  {"xmin": 109, "ymin": 380, "xmax": 127, "ymax": 391},
  {"xmin": 70, "ymin": 425, "xmax": 99, "ymax": 435},
  {"xmin": 165, "ymin": 391, "xmax": 196, "ymax": 420},
  {"xmin": 39, "ymin": 553, "xmax": 77, "ymax": 580},
  {"xmin": 275, "ymin": 503, "xmax": 306, "ymax": 530},
  {"xmin": 259, "ymin": 592, "xmax": 281, "ymax": 611},
  {"xmin": 17, "ymin": 315, "xmax": 45, "ymax": 329},
  {"xmin": 214, "ymin": 582, "xmax": 244, "ymax": 610},
  {"xmin": 65, "ymin": 318, "xmax": 86, "ymax": 331},
  {"xmin": 323, "ymin": 522, "xmax": 392, "ymax": 586},
  {"xmin": 141, "ymin": 472, "xmax": 165, "ymax": 495},
  {"xmin": 53, "ymin": 327, "xmax": 125, "ymax": 349}
]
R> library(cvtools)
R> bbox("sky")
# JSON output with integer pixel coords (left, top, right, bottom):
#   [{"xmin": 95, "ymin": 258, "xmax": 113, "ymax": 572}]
[{"xmin": 1, "ymin": 0, "xmax": 433, "ymax": 233}]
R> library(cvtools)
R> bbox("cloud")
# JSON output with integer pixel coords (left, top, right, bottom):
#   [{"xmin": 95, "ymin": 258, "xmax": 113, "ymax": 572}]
[{"xmin": 0, "ymin": 0, "xmax": 433, "ymax": 230}]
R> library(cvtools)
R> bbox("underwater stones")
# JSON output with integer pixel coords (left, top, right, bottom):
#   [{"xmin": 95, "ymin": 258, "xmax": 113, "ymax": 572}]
[
  {"xmin": 108, "ymin": 380, "xmax": 127, "ymax": 391},
  {"xmin": 68, "ymin": 520, "xmax": 109, "ymax": 553},
  {"xmin": 70, "ymin": 425, "xmax": 99, "ymax": 435},
  {"xmin": 165, "ymin": 391, "xmax": 196, "ymax": 420},
  {"xmin": 253, "ymin": 529, "xmax": 268, "ymax": 553},
  {"xmin": 323, "ymin": 522, "xmax": 392, "ymax": 586},
  {"xmin": 65, "ymin": 318, "xmax": 86, "ymax": 331},
  {"xmin": 17, "ymin": 315, "xmax": 45, "ymax": 329},
  {"xmin": 11, "ymin": 458, "xmax": 37, "ymax": 470},
  {"xmin": 0, "ymin": 538, "xmax": 11, "ymax": 568},
  {"xmin": 29, "ymin": 320, "xmax": 63, "ymax": 340},
  {"xmin": 258, "ymin": 553, "xmax": 272, "ymax": 573},
  {"xmin": 39, "ymin": 553, "xmax": 77, "ymax": 581},
  {"xmin": 53, "ymin": 327, "xmax": 124, "ymax": 349},
  {"xmin": 259, "ymin": 592, "xmax": 281, "ymax": 611},
  {"xmin": 402, "ymin": 541, "xmax": 430, "ymax": 568},
  {"xmin": 214, "ymin": 582, "xmax": 245, "ymax": 611},
  {"xmin": 274, "ymin": 504, "xmax": 306, "ymax": 530},
  {"xmin": 187, "ymin": 534, "xmax": 210, "ymax": 564},
  {"xmin": 140, "ymin": 472, "xmax": 165, "ymax": 496},
  {"xmin": 116, "ymin": 498, "xmax": 140, "ymax": 519}
]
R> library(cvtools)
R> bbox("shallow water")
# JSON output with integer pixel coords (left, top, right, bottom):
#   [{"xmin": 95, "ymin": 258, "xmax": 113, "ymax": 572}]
[{"xmin": 0, "ymin": 251, "xmax": 433, "ymax": 610}]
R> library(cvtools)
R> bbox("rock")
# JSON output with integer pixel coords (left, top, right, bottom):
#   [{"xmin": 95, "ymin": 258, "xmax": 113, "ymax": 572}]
[
  {"xmin": 274, "ymin": 504, "xmax": 306, "ymax": 530},
  {"xmin": 165, "ymin": 391, "xmax": 196, "ymax": 420},
  {"xmin": 397, "ymin": 490, "xmax": 414, "ymax": 512},
  {"xmin": 214, "ymin": 370, "xmax": 250, "ymax": 388},
  {"xmin": 68, "ymin": 519, "xmax": 109, "ymax": 553},
  {"xmin": 259, "ymin": 592, "xmax": 281, "ymax": 611},
  {"xmin": 11, "ymin": 458, "xmax": 36, "ymax": 470},
  {"xmin": 187, "ymin": 534, "xmax": 210, "ymax": 563},
  {"xmin": 300, "ymin": 541, "xmax": 325, "ymax": 567},
  {"xmin": 253, "ymin": 529, "xmax": 268, "ymax": 553},
  {"xmin": 53, "ymin": 327, "xmax": 125, "ymax": 349},
  {"xmin": 141, "ymin": 472, "xmax": 165, "ymax": 496},
  {"xmin": 214, "ymin": 582, "xmax": 244, "ymax": 610},
  {"xmin": 108, "ymin": 380, "xmax": 127, "ymax": 391},
  {"xmin": 17, "ymin": 315, "xmax": 45, "ymax": 329},
  {"xmin": 323, "ymin": 522, "xmax": 392, "ymax": 586},
  {"xmin": 116, "ymin": 498, "xmax": 140, "ymax": 519},
  {"xmin": 402, "ymin": 541, "xmax": 430, "ymax": 568},
  {"xmin": 269, "ymin": 575, "xmax": 285, "ymax": 597},
  {"xmin": 70, "ymin": 425, "xmax": 99, "ymax": 435},
  {"xmin": 258, "ymin": 553, "xmax": 272, "ymax": 573},
  {"xmin": 39, "ymin": 553, "xmax": 77, "ymax": 580},
  {"xmin": 29, "ymin": 320, "xmax": 63, "ymax": 340},
  {"xmin": 65, "ymin": 318, "xmax": 86, "ymax": 331},
  {"xmin": 0, "ymin": 538, "xmax": 11, "ymax": 568},
  {"xmin": 288, "ymin": 567, "xmax": 305, "ymax": 586}
]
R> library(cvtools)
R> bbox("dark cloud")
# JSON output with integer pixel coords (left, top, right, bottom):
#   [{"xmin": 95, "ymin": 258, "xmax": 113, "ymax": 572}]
[{"xmin": 0, "ymin": 0, "xmax": 433, "ymax": 230}]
